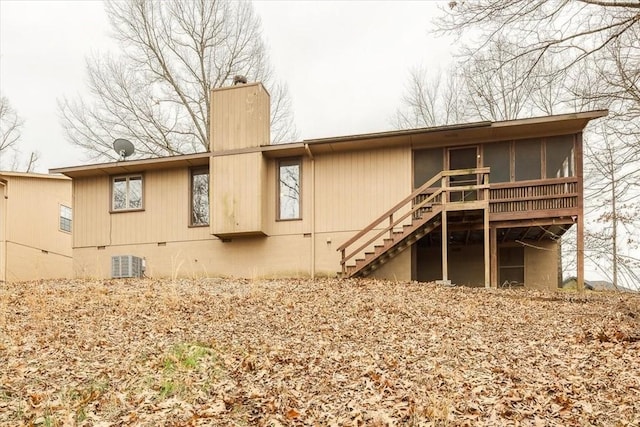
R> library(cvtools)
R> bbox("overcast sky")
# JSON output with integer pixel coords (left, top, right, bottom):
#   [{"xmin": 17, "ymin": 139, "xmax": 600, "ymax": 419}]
[{"xmin": 0, "ymin": 0, "xmax": 453, "ymax": 172}]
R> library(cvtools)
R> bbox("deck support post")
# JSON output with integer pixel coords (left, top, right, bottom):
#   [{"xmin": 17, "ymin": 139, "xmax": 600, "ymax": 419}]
[
  {"xmin": 441, "ymin": 210, "xmax": 448, "ymax": 282},
  {"xmin": 490, "ymin": 226, "xmax": 498, "ymax": 288},
  {"xmin": 484, "ymin": 206, "xmax": 490, "ymax": 288},
  {"xmin": 576, "ymin": 132, "xmax": 585, "ymax": 293}
]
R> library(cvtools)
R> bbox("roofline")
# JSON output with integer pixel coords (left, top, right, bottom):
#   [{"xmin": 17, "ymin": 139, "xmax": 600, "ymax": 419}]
[
  {"xmin": 491, "ymin": 109, "xmax": 608, "ymax": 127},
  {"xmin": 50, "ymin": 151, "xmax": 211, "ymax": 176},
  {"xmin": 299, "ymin": 110, "xmax": 608, "ymax": 145},
  {"xmin": 50, "ymin": 109, "xmax": 608, "ymax": 177},
  {"xmin": 301, "ymin": 120, "xmax": 493, "ymax": 145},
  {"xmin": 0, "ymin": 171, "xmax": 71, "ymax": 181}
]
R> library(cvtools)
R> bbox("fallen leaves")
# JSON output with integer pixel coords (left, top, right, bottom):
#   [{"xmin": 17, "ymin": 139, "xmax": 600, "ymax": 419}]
[{"xmin": 0, "ymin": 278, "xmax": 639, "ymax": 425}]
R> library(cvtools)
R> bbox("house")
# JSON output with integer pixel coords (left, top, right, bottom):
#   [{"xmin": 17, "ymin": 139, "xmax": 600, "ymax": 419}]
[
  {"xmin": 51, "ymin": 82, "xmax": 606, "ymax": 289},
  {"xmin": 0, "ymin": 172, "xmax": 73, "ymax": 282}
]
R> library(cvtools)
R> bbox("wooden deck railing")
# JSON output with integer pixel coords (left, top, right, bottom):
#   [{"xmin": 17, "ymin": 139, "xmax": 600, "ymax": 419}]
[
  {"xmin": 489, "ymin": 177, "xmax": 578, "ymax": 214},
  {"xmin": 337, "ymin": 168, "xmax": 490, "ymax": 276}
]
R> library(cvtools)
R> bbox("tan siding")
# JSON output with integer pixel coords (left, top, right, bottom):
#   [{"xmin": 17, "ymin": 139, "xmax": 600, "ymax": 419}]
[
  {"xmin": 0, "ymin": 175, "xmax": 72, "ymax": 281},
  {"xmin": 73, "ymin": 176, "xmax": 110, "ymax": 247},
  {"xmin": 525, "ymin": 240, "xmax": 558, "ymax": 290},
  {"xmin": 5, "ymin": 176, "xmax": 72, "ymax": 257},
  {"xmin": 74, "ymin": 235, "xmax": 311, "ymax": 279},
  {"xmin": 6, "ymin": 242, "xmax": 72, "ymax": 282},
  {"xmin": 210, "ymin": 83, "xmax": 270, "ymax": 151},
  {"xmin": 314, "ymin": 146, "xmax": 412, "ymax": 233},
  {"xmin": 369, "ymin": 247, "xmax": 412, "ymax": 281},
  {"xmin": 0, "ymin": 181, "xmax": 6, "ymax": 281},
  {"xmin": 74, "ymin": 168, "xmax": 210, "ymax": 248},
  {"xmin": 211, "ymin": 153, "xmax": 264, "ymax": 235}
]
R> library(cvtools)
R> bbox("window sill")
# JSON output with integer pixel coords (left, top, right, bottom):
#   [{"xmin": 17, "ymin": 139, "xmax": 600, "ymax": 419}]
[
  {"xmin": 110, "ymin": 208, "xmax": 145, "ymax": 214},
  {"xmin": 276, "ymin": 217, "xmax": 302, "ymax": 222},
  {"xmin": 188, "ymin": 224, "xmax": 209, "ymax": 228}
]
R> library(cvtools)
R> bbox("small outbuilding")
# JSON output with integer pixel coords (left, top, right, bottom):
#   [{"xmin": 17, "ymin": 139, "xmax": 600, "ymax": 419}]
[{"xmin": 0, "ymin": 172, "xmax": 73, "ymax": 282}]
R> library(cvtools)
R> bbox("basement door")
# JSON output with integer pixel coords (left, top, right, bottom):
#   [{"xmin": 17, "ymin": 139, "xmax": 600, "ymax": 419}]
[{"xmin": 448, "ymin": 146, "xmax": 479, "ymax": 201}]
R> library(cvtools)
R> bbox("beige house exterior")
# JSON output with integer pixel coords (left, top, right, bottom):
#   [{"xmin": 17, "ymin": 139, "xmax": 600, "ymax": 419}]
[
  {"xmin": 0, "ymin": 172, "xmax": 73, "ymax": 282},
  {"xmin": 52, "ymin": 83, "xmax": 606, "ymax": 289}
]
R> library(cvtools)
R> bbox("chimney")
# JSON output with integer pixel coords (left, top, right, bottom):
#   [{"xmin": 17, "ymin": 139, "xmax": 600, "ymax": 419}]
[{"xmin": 210, "ymin": 82, "xmax": 270, "ymax": 152}]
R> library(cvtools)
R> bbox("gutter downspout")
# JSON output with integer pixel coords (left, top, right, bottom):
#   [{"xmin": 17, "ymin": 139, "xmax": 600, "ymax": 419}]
[
  {"xmin": 305, "ymin": 144, "xmax": 315, "ymax": 278},
  {"xmin": 0, "ymin": 179, "xmax": 7, "ymax": 283}
]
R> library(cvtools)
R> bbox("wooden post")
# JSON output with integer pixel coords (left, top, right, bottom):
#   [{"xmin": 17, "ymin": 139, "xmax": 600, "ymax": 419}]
[
  {"xmin": 484, "ymin": 206, "xmax": 490, "ymax": 288},
  {"xmin": 484, "ymin": 172, "xmax": 491, "ymax": 288},
  {"xmin": 490, "ymin": 226, "xmax": 498, "ymax": 288},
  {"xmin": 441, "ymin": 174, "xmax": 449, "ymax": 282},
  {"xmin": 389, "ymin": 214, "xmax": 393, "ymax": 237},
  {"xmin": 576, "ymin": 132, "xmax": 585, "ymax": 293},
  {"xmin": 442, "ymin": 210, "xmax": 448, "ymax": 282}
]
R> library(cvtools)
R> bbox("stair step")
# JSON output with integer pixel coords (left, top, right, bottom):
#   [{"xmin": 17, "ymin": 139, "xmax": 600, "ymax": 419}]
[{"xmin": 340, "ymin": 206, "xmax": 445, "ymax": 278}]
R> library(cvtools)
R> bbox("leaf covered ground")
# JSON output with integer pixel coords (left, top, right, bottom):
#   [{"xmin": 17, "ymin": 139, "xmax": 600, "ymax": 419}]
[{"xmin": 0, "ymin": 278, "xmax": 639, "ymax": 426}]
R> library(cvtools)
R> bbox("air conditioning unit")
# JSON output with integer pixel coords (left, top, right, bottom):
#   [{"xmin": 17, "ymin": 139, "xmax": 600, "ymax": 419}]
[{"xmin": 111, "ymin": 255, "xmax": 144, "ymax": 278}]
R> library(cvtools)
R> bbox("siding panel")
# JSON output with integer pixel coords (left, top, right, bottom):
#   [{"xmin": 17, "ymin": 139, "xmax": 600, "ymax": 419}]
[
  {"xmin": 314, "ymin": 146, "xmax": 411, "ymax": 233},
  {"xmin": 74, "ymin": 168, "xmax": 210, "ymax": 248},
  {"xmin": 211, "ymin": 153, "xmax": 265, "ymax": 235}
]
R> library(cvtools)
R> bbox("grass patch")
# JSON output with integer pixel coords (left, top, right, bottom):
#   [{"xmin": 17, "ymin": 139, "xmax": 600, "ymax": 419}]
[
  {"xmin": 156, "ymin": 342, "xmax": 223, "ymax": 400},
  {"xmin": 163, "ymin": 342, "xmax": 213, "ymax": 372}
]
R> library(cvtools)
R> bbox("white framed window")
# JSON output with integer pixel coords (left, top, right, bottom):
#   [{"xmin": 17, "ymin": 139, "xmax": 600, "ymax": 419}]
[
  {"xmin": 277, "ymin": 158, "xmax": 301, "ymax": 220},
  {"xmin": 190, "ymin": 167, "xmax": 209, "ymax": 226},
  {"xmin": 59, "ymin": 205, "xmax": 72, "ymax": 233},
  {"xmin": 112, "ymin": 175, "xmax": 143, "ymax": 211}
]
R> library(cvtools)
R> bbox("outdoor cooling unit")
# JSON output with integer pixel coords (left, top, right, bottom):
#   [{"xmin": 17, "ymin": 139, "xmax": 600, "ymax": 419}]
[{"xmin": 111, "ymin": 255, "xmax": 144, "ymax": 278}]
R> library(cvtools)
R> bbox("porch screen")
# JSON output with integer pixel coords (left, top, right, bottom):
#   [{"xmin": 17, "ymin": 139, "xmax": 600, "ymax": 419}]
[
  {"xmin": 483, "ymin": 141, "xmax": 510, "ymax": 183},
  {"xmin": 515, "ymin": 139, "xmax": 541, "ymax": 181},
  {"xmin": 414, "ymin": 148, "xmax": 442, "ymax": 188},
  {"xmin": 546, "ymin": 135, "xmax": 574, "ymax": 178}
]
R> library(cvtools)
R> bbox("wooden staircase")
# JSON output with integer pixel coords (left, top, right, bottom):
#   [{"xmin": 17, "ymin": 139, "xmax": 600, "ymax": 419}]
[{"xmin": 337, "ymin": 168, "xmax": 490, "ymax": 279}]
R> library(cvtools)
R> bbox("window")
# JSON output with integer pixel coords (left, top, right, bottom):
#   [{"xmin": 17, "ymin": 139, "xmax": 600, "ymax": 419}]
[
  {"xmin": 112, "ymin": 175, "xmax": 143, "ymax": 211},
  {"xmin": 278, "ymin": 158, "xmax": 301, "ymax": 220},
  {"xmin": 190, "ymin": 167, "xmax": 209, "ymax": 226},
  {"xmin": 59, "ymin": 205, "xmax": 72, "ymax": 233}
]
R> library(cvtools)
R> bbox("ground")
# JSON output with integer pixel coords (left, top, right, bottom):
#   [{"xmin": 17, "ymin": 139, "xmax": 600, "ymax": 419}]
[{"xmin": 0, "ymin": 278, "xmax": 639, "ymax": 426}]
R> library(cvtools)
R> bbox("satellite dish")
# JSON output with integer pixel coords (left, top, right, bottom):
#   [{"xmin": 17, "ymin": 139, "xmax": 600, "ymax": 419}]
[{"xmin": 113, "ymin": 138, "xmax": 135, "ymax": 161}]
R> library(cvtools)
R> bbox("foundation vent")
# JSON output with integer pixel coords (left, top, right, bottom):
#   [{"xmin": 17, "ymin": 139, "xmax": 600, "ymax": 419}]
[{"xmin": 111, "ymin": 255, "xmax": 144, "ymax": 278}]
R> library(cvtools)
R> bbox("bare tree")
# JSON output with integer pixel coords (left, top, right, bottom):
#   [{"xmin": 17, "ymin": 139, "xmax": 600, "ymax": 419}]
[
  {"xmin": 10, "ymin": 151, "xmax": 40, "ymax": 173},
  {"xmin": 459, "ymin": 38, "xmax": 544, "ymax": 121},
  {"xmin": 583, "ymin": 124, "xmax": 640, "ymax": 290},
  {"xmin": 394, "ymin": 38, "xmax": 575, "ymax": 129},
  {"xmin": 59, "ymin": 0, "xmax": 297, "ymax": 161},
  {"xmin": 0, "ymin": 95, "xmax": 24, "ymax": 164},
  {"xmin": 440, "ymin": 1, "xmax": 640, "ymax": 80},
  {"xmin": 393, "ymin": 66, "xmax": 467, "ymax": 128},
  {"xmin": 0, "ymin": 95, "xmax": 39, "ymax": 172}
]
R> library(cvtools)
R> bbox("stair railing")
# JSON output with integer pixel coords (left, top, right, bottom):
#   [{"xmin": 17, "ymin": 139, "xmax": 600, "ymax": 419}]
[{"xmin": 337, "ymin": 168, "xmax": 490, "ymax": 276}]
